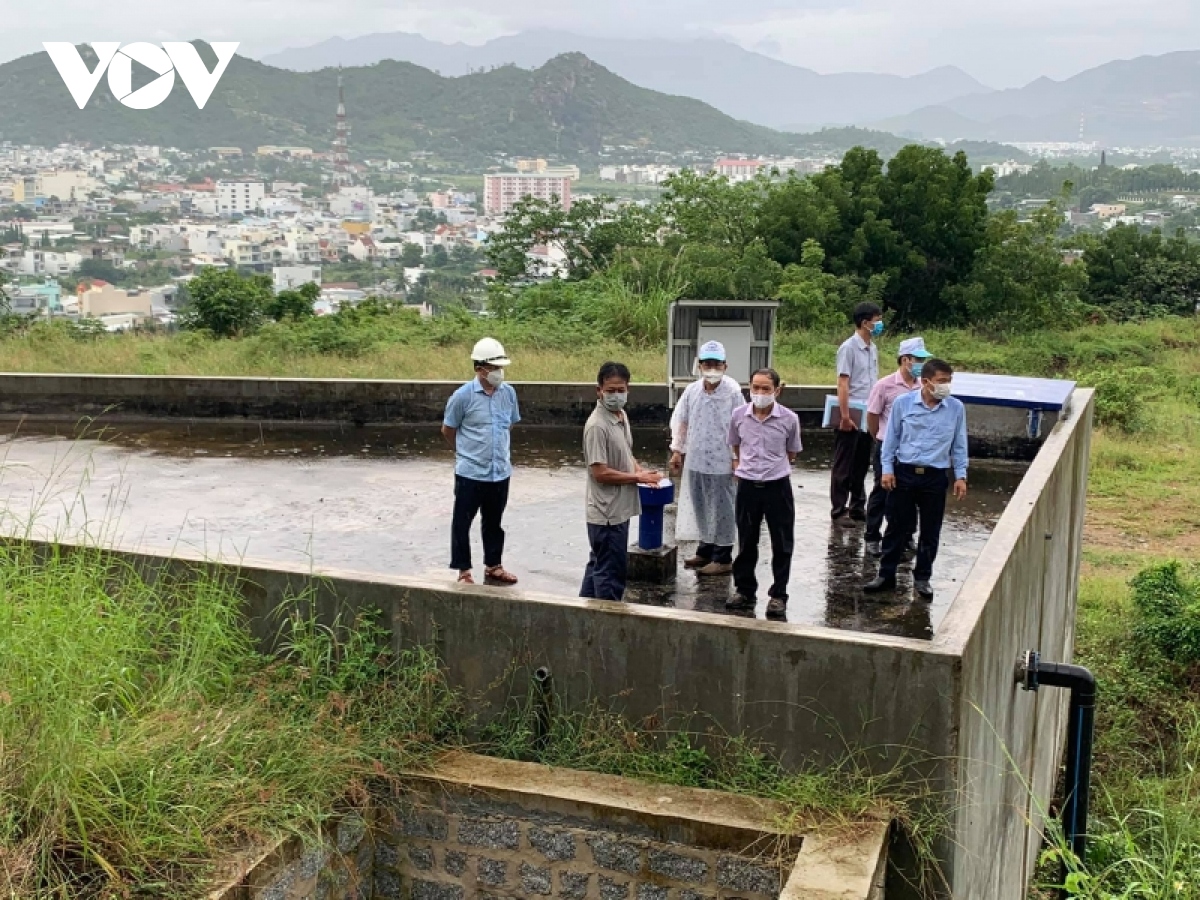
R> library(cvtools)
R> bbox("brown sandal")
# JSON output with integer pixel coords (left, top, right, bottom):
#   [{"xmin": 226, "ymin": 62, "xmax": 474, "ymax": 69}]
[
  {"xmin": 484, "ymin": 566, "xmax": 519, "ymax": 586},
  {"xmin": 456, "ymin": 571, "xmax": 475, "ymax": 585}
]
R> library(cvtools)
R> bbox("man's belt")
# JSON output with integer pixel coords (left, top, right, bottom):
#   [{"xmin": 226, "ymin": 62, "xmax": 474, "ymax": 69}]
[{"xmin": 896, "ymin": 462, "xmax": 947, "ymax": 476}]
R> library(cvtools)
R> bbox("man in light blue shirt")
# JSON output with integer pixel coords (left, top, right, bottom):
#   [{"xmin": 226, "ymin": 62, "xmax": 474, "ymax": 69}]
[
  {"xmin": 442, "ymin": 337, "xmax": 521, "ymax": 587},
  {"xmin": 863, "ymin": 357, "xmax": 968, "ymax": 600}
]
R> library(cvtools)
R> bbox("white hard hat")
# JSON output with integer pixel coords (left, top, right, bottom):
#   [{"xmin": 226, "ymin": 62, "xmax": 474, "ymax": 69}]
[{"xmin": 471, "ymin": 337, "xmax": 511, "ymax": 367}]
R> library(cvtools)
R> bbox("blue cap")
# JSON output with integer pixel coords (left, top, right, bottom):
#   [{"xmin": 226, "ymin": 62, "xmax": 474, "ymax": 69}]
[
  {"xmin": 898, "ymin": 337, "xmax": 932, "ymax": 359},
  {"xmin": 698, "ymin": 340, "xmax": 726, "ymax": 362}
]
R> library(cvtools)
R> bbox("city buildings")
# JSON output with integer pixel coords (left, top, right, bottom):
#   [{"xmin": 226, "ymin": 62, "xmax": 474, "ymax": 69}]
[
  {"xmin": 713, "ymin": 158, "xmax": 766, "ymax": 182},
  {"xmin": 483, "ymin": 173, "xmax": 572, "ymax": 216},
  {"xmin": 217, "ymin": 181, "xmax": 266, "ymax": 216}
]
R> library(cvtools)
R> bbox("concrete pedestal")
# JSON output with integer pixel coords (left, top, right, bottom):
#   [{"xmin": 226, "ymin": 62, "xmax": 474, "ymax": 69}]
[{"xmin": 627, "ymin": 544, "xmax": 678, "ymax": 585}]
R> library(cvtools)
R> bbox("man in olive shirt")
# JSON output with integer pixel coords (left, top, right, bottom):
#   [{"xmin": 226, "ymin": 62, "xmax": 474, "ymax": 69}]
[{"xmin": 581, "ymin": 361, "xmax": 663, "ymax": 601}]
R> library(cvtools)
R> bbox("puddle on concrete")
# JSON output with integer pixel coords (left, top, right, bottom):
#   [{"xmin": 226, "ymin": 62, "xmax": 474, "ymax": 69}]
[{"xmin": 0, "ymin": 421, "xmax": 1024, "ymax": 639}]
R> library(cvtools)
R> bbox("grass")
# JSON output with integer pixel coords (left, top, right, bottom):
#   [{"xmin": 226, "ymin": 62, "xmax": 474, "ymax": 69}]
[
  {"xmin": 0, "ymin": 540, "xmax": 940, "ymax": 897},
  {"xmin": 0, "ymin": 545, "xmax": 462, "ymax": 898}
]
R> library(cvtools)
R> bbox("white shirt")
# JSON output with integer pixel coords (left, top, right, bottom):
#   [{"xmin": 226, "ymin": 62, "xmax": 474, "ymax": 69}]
[{"xmin": 670, "ymin": 376, "xmax": 744, "ymax": 475}]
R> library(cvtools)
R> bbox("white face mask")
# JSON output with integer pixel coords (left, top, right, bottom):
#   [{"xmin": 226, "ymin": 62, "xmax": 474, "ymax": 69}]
[
  {"xmin": 750, "ymin": 392, "xmax": 775, "ymax": 410},
  {"xmin": 930, "ymin": 382, "xmax": 952, "ymax": 401},
  {"xmin": 602, "ymin": 392, "xmax": 628, "ymax": 412},
  {"xmin": 702, "ymin": 370, "xmax": 724, "ymax": 384},
  {"xmin": 485, "ymin": 368, "xmax": 505, "ymax": 387}
]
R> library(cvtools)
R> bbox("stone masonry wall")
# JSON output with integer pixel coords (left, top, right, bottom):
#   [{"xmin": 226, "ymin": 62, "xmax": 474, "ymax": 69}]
[
  {"xmin": 212, "ymin": 813, "xmax": 373, "ymax": 900},
  {"xmin": 372, "ymin": 793, "xmax": 796, "ymax": 900}
]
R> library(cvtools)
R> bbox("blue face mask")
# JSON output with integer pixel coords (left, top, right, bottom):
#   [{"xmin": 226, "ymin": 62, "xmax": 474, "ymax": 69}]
[
  {"xmin": 871, "ymin": 320, "xmax": 885, "ymax": 337},
  {"xmin": 911, "ymin": 362, "xmax": 924, "ymax": 379}
]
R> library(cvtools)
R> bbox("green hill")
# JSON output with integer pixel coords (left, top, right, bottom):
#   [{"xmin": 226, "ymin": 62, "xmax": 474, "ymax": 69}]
[{"xmin": 0, "ymin": 45, "xmax": 831, "ymax": 162}]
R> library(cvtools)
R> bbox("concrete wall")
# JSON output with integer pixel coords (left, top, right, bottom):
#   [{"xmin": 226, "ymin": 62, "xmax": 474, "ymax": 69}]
[
  {"xmin": 0, "ymin": 374, "xmax": 1056, "ymax": 458},
  {"xmin": 210, "ymin": 813, "xmax": 372, "ymax": 900},
  {"xmin": 221, "ymin": 563, "xmax": 959, "ymax": 776},
  {"xmin": 934, "ymin": 389, "xmax": 1094, "ymax": 899}
]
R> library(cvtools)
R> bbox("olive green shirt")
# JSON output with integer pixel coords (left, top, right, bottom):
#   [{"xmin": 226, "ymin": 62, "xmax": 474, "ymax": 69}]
[{"xmin": 583, "ymin": 403, "xmax": 641, "ymax": 526}]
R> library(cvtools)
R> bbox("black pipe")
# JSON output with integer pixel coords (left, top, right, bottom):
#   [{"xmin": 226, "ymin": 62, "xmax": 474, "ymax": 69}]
[
  {"xmin": 532, "ymin": 666, "xmax": 553, "ymax": 752},
  {"xmin": 1017, "ymin": 651, "xmax": 1097, "ymax": 878}
]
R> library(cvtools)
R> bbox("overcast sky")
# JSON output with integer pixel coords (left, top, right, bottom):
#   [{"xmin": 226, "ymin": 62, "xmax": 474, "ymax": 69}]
[{"xmin": 6, "ymin": 0, "xmax": 1200, "ymax": 88}]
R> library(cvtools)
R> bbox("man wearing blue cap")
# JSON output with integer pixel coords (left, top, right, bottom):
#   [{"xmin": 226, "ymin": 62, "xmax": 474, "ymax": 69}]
[
  {"xmin": 670, "ymin": 340, "xmax": 742, "ymax": 575},
  {"xmin": 863, "ymin": 337, "xmax": 932, "ymax": 557}
]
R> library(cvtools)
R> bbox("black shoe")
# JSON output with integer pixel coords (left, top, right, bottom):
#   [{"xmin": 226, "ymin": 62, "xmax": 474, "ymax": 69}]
[
  {"xmin": 833, "ymin": 512, "xmax": 857, "ymax": 528},
  {"xmin": 905, "ymin": 540, "xmax": 918, "ymax": 556},
  {"xmin": 914, "ymin": 580, "xmax": 934, "ymax": 600},
  {"xmin": 865, "ymin": 540, "xmax": 882, "ymax": 557},
  {"xmin": 862, "ymin": 575, "xmax": 897, "ymax": 594},
  {"xmin": 765, "ymin": 597, "xmax": 787, "ymax": 620},
  {"xmin": 849, "ymin": 508, "xmax": 866, "ymax": 522},
  {"xmin": 726, "ymin": 593, "xmax": 756, "ymax": 610}
]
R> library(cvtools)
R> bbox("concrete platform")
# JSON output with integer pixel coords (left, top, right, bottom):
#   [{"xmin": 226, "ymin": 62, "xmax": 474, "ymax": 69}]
[{"xmin": 0, "ymin": 420, "xmax": 1022, "ymax": 640}]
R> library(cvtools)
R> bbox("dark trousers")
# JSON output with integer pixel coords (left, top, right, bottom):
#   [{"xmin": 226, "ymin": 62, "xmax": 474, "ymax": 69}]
[
  {"xmin": 732, "ymin": 477, "xmax": 795, "ymax": 601},
  {"xmin": 866, "ymin": 439, "xmax": 919, "ymax": 544},
  {"xmin": 831, "ymin": 429, "xmax": 874, "ymax": 518},
  {"xmin": 449, "ymin": 475, "xmax": 509, "ymax": 571},
  {"xmin": 865, "ymin": 439, "xmax": 887, "ymax": 541},
  {"xmin": 696, "ymin": 542, "xmax": 733, "ymax": 565},
  {"xmin": 581, "ymin": 521, "xmax": 630, "ymax": 601},
  {"xmin": 879, "ymin": 465, "xmax": 949, "ymax": 581}
]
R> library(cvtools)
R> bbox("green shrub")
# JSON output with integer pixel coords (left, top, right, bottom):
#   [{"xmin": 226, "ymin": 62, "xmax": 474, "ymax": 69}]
[
  {"xmin": 1077, "ymin": 366, "xmax": 1159, "ymax": 433},
  {"xmin": 1130, "ymin": 562, "xmax": 1200, "ymax": 666}
]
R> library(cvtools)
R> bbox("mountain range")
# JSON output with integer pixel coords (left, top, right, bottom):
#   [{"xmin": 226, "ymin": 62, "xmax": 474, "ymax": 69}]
[
  {"xmin": 0, "ymin": 46, "xmax": 931, "ymax": 161},
  {"xmin": 262, "ymin": 33, "xmax": 1200, "ymax": 147},
  {"xmin": 260, "ymin": 30, "xmax": 992, "ymax": 132},
  {"xmin": 877, "ymin": 51, "xmax": 1200, "ymax": 146}
]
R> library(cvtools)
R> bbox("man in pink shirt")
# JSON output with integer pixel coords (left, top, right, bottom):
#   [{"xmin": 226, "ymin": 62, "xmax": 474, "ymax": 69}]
[
  {"xmin": 727, "ymin": 368, "xmax": 803, "ymax": 620},
  {"xmin": 864, "ymin": 337, "xmax": 932, "ymax": 556}
]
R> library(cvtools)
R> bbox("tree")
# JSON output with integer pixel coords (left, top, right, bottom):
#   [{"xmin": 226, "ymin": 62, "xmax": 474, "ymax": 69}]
[
  {"xmin": 178, "ymin": 268, "xmax": 273, "ymax": 337},
  {"xmin": 1084, "ymin": 225, "xmax": 1200, "ymax": 319},
  {"xmin": 265, "ymin": 281, "xmax": 318, "ymax": 321},
  {"xmin": 485, "ymin": 195, "xmax": 659, "ymax": 282},
  {"xmin": 775, "ymin": 240, "xmax": 860, "ymax": 331},
  {"xmin": 450, "ymin": 244, "xmax": 479, "ymax": 267},
  {"xmin": 78, "ymin": 258, "xmax": 124, "ymax": 284},
  {"xmin": 945, "ymin": 206, "xmax": 1088, "ymax": 330},
  {"xmin": 659, "ymin": 169, "xmax": 766, "ymax": 251},
  {"xmin": 412, "ymin": 208, "xmax": 448, "ymax": 230},
  {"xmin": 758, "ymin": 148, "xmax": 908, "ymax": 317},
  {"xmin": 880, "ymin": 146, "xmax": 994, "ymax": 325},
  {"xmin": 429, "ymin": 244, "xmax": 449, "ymax": 268},
  {"xmin": 400, "ymin": 243, "xmax": 424, "ymax": 268}
]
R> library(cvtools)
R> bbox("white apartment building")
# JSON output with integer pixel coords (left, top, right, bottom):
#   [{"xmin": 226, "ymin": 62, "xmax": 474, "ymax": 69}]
[
  {"xmin": 272, "ymin": 266, "xmax": 321, "ymax": 292},
  {"xmin": 217, "ymin": 181, "xmax": 265, "ymax": 216},
  {"xmin": 483, "ymin": 173, "xmax": 572, "ymax": 216}
]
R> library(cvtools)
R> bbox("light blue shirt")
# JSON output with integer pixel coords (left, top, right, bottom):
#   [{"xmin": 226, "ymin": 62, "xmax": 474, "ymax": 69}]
[
  {"xmin": 881, "ymin": 389, "xmax": 969, "ymax": 481},
  {"xmin": 443, "ymin": 380, "xmax": 521, "ymax": 482}
]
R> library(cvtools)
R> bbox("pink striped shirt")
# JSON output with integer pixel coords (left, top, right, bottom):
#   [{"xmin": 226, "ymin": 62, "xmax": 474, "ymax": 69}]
[{"xmin": 867, "ymin": 371, "xmax": 919, "ymax": 441}]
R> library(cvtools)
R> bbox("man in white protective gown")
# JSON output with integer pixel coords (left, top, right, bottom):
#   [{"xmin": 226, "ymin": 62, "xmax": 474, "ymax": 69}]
[{"xmin": 669, "ymin": 340, "xmax": 744, "ymax": 576}]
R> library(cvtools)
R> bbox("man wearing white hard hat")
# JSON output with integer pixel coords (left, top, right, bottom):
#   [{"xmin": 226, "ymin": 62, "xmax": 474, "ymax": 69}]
[
  {"xmin": 669, "ymin": 340, "xmax": 742, "ymax": 576},
  {"xmin": 441, "ymin": 337, "xmax": 521, "ymax": 586},
  {"xmin": 863, "ymin": 337, "xmax": 932, "ymax": 557}
]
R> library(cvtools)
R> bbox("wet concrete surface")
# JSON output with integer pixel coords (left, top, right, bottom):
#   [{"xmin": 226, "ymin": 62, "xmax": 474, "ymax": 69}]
[{"xmin": 0, "ymin": 420, "xmax": 1025, "ymax": 639}]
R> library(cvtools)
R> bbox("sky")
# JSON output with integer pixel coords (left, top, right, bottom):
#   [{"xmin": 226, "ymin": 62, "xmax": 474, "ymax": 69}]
[{"xmin": 5, "ymin": 0, "xmax": 1200, "ymax": 88}]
